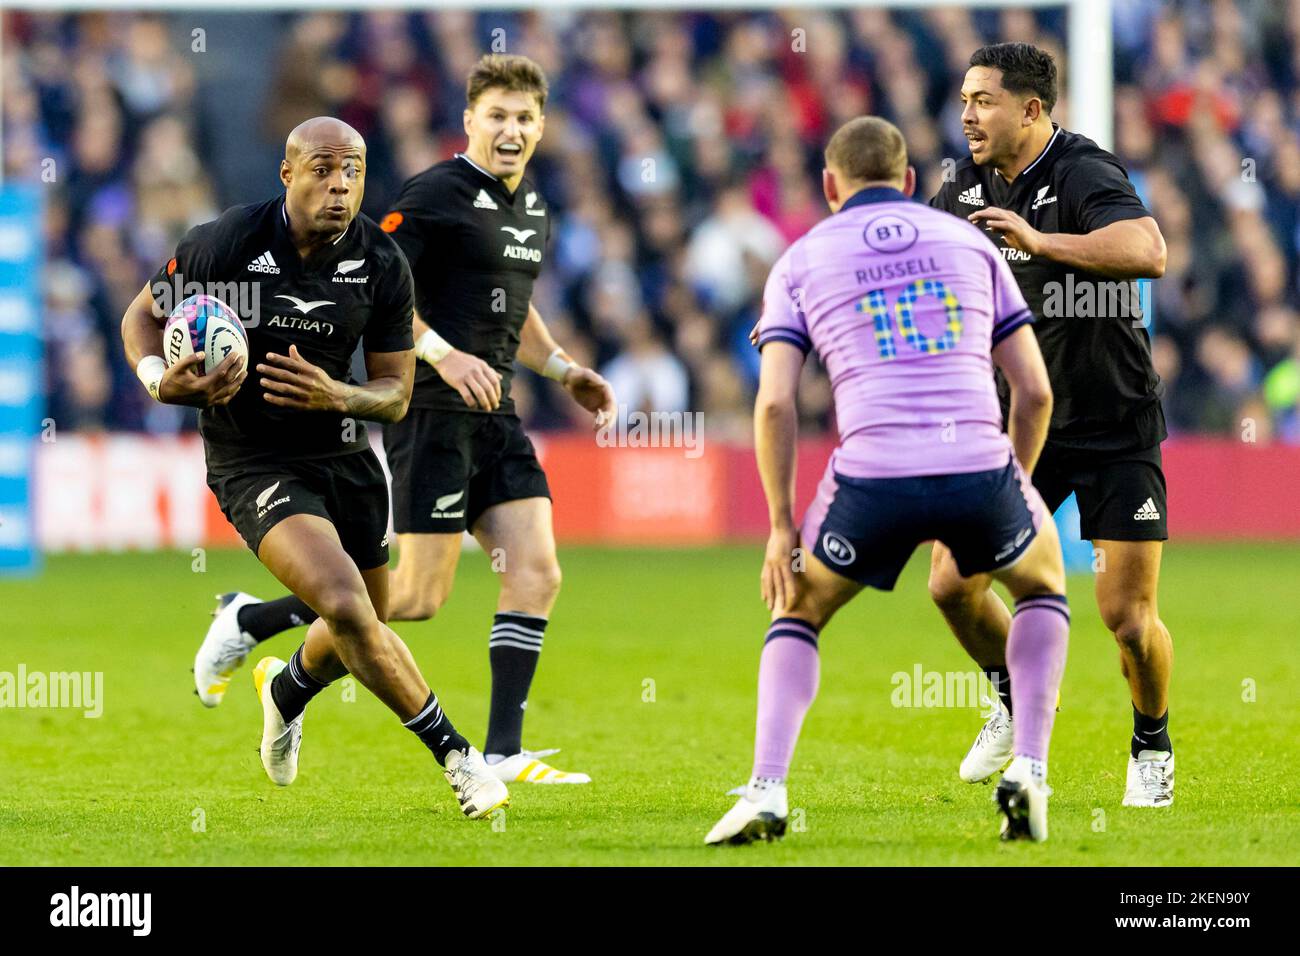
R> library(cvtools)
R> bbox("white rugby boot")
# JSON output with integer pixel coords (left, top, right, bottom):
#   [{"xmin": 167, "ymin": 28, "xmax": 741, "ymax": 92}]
[
  {"xmin": 194, "ymin": 592, "xmax": 261, "ymax": 707},
  {"xmin": 445, "ymin": 747, "xmax": 511, "ymax": 819},
  {"xmin": 487, "ymin": 748, "xmax": 591, "ymax": 785},
  {"xmin": 960, "ymin": 696, "xmax": 1015, "ymax": 783},
  {"xmin": 705, "ymin": 777, "xmax": 789, "ymax": 846},
  {"xmin": 995, "ymin": 756, "xmax": 1051, "ymax": 842},
  {"xmin": 253, "ymin": 656, "xmax": 302, "ymax": 787},
  {"xmin": 1123, "ymin": 750, "xmax": 1174, "ymax": 807}
]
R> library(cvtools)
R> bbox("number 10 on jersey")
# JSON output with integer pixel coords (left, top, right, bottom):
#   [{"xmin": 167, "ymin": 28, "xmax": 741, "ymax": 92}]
[{"xmin": 857, "ymin": 278, "xmax": 964, "ymax": 359}]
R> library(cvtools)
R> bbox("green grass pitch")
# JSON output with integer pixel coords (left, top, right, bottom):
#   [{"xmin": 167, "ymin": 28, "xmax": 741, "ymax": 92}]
[{"xmin": 2, "ymin": 542, "xmax": 1297, "ymax": 866}]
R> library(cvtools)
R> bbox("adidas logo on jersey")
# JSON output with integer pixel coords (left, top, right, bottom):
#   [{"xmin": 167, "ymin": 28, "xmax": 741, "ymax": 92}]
[
  {"xmin": 473, "ymin": 189, "xmax": 499, "ymax": 210},
  {"xmin": 957, "ymin": 184, "xmax": 985, "ymax": 206},
  {"xmin": 1134, "ymin": 498, "xmax": 1161, "ymax": 521},
  {"xmin": 247, "ymin": 251, "xmax": 280, "ymax": 274}
]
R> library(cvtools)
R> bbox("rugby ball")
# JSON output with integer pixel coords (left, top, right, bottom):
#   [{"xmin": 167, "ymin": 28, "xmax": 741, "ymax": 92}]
[{"xmin": 163, "ymin": 294, "xmax": 248, "ymax": 374}]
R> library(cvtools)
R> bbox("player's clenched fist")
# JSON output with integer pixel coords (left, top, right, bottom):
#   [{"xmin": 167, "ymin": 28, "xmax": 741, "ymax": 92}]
[
  {"xmin": 159, "ymin": 351, "xmax": 247, "ymax": 408},
  {"xmin": 433, "ymin": 348, "xmax": 503, "ymax": 411}
]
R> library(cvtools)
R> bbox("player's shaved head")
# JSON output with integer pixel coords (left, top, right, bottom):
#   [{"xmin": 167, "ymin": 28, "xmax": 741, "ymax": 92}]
[
  {"xmin": 825, "ymin": 116, "xmax": 908, "ymax": 186},
  {"xmin": 279, "ymin": 116, "xmax": 367, "ymax": 248},
  {"xmin": 285, "ymin": 116, "xmax": 365, "ymax": 162}
]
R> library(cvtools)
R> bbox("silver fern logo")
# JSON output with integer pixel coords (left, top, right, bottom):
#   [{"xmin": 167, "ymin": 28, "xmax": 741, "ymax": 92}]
[{"xmin": 431, "ymin": 490, "xmax": 466, "ymax": 518}]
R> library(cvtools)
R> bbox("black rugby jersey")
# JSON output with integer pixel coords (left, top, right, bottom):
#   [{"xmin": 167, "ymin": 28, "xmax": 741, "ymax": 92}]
[
  {"xmin": 379, "ymin": 154, "xmax": 550, "ymax": 415},
  {"xmin": 151, "ymin": 198, "xmax": 414, "ymax": 469},
  {"xmin": 930, "ymin": 125, "xmax": 1165, "ymax": 452}
]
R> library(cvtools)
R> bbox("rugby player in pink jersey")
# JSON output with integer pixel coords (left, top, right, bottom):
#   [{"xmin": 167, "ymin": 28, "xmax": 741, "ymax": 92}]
[{"xmin": 707, "ymin": 117, "xmax": 1067, "ymax": 845}]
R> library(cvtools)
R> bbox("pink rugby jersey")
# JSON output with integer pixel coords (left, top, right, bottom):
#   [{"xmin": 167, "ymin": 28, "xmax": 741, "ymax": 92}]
[{"xmin": 757, "ymin": 186, "xmax": 1033, "ymax": 479}]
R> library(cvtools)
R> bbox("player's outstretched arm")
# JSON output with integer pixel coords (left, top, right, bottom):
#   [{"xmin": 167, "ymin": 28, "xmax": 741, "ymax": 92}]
[
  {"xmin": 968, "ymin": 208, "xmax": 1166, "ymax": 280},
  {"xmin": 519, "ymin": 302, "xmax": 616, "ymax": 428},
  {"xmin": 412, "ymin": 310, "xmax": 502, "ymax": 411},
  {"xmin": 755, "ymin": 341, "xmax": 804, "ymax": 612},
  {"xmin": 1037, "ymin": 216, "xmax": 1166, "ymax": 279},
  {"xmin": 258, "ymin": 344, "xmax": 414, "ymax": 423},
  {"xmin": 991, "ymin": 324, "xmax": 1053, "ymax": 474},
  {"xmin": 120, "ymin": 281, "xmax": 246, "ymax": 407}
]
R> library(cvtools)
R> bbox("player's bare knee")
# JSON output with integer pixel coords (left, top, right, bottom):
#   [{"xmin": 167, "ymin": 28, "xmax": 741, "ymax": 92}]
[
  {"xmin": 397, "ymin": 581, "xmax": 449, "ymax": 621},
  {"xmin": 316, "ymin": 587, "xmax": 377, "ymax": 639},
  {"xmin": 399, "ymin": 590, "xmax": 446, "ymax": 622},
  {"xmin": 502, "ymin": 557, "xmax": 561, "ymax": 608},
  {"xmin": 390, "ymin": 569, "xmax": 454, "ymax": 621},
  {"xmin": 928, "ymin": 569, "xmax": 979, "ymax": 616},
  {"xmin": 1106, "ymin": 604, "xmax": 1158, "ymax": 659},
  {"xmin": 538, "ymin": 558, "xmax": 562, "ymax": 601}
]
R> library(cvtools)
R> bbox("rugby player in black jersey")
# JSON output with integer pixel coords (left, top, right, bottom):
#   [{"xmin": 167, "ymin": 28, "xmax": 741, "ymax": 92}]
[
  {"xmin": 193, "ymin": 58, "xmax": 614, "ymax": 787},
  {"xmin": 927, "ymin": 44, "xmax": 1175, "ymax": 806},
  {"xmin": 123, "ymin": 116, "xmax": 509, "ymax": 818}
]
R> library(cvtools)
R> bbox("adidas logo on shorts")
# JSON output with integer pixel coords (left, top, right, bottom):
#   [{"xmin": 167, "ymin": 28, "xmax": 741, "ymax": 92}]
[
  {"xmin": 957, "ymin": 183, "xmax": 985, "ymax": 206},
  {"xmin": 1134, "ymin": 497, "xmax": 1161, "ymax": 521}
]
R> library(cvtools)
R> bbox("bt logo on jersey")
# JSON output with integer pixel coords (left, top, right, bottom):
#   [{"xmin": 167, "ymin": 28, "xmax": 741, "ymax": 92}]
[{"xmin": 862, "ymin": 214, "xmax": 918, "ymax": 254}]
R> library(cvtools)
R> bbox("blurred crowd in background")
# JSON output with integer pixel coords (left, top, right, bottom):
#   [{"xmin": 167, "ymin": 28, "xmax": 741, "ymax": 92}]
[{"xmin": 4, "ymin": 1, "xmax": 1300, "ymax": 443}]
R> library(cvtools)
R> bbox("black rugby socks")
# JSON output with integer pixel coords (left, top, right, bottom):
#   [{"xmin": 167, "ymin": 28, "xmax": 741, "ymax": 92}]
[
  {"xmin": 484, "ymin": 612, "xmax": 547, "ymax": 759},
  {"xmin": 1131, "ymin": 704, "xmax": 1172, "ymax": 757},
  {"xmin": 405, "ymin": 692, "xmax": 470, "ymax": 766},
  {"xmin": 984, "ymin": 665, "xmax": 1014, "ymax": 716},
  {"xmin": 270, "ymin": 646, "xmax": 330, "ymax": 722},
  {"xmin": 238, "ymin": 596, "xmax": 319, "ymax": 643}
]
